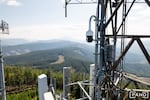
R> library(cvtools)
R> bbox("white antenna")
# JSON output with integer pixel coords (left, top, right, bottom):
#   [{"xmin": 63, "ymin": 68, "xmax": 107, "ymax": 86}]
[{"xmin": 0, "ymin": 20, "xmax": 9, "ymax": 100}]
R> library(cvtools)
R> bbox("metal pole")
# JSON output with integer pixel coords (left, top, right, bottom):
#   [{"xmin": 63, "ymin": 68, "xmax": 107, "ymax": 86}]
[
  {"xmin": 0, "ymin": 20, "xmax": 9, "ymax": 100},
  {"xmin": 89, "ymin": 64, "xmax": 95, "ymax": 99},
  {"xmin": 97, "ymin": 0, "xmax": 106, "ymax": 99},
  {"xmin": 0, "ymin": 40, "xmax": 6, "ymax": 100},
  {"xmin": 94, "ymin": 1, "xmax": 99, "ymax": 99},
  {"xmin": 63, "ymin": 67, "xmax": 71, "ymax": 99}
]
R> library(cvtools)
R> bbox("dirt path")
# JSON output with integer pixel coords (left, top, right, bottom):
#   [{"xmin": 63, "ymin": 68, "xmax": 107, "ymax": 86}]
[{"xmin": 51, "ymin": 55, "xmax": 64, "ymax": 65}]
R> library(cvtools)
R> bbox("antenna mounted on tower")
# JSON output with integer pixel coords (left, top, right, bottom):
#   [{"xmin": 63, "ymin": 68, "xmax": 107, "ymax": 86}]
[
  {"xmin": 65, "ymin": 0, "xmax": 97, "ymax": 17},
  {"xmin": 0, "ymin": 20, "xmax": 9, "ymax": 34},
  {"xmin": 0, "ymin": 20, "xmax": 9, "ymax": 100}
]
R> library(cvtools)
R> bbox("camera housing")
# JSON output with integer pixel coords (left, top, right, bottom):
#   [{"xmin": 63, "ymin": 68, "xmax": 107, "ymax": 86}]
[{"xmin": 86, "ymin": 29, "xmax": 93, "ymax": 42}]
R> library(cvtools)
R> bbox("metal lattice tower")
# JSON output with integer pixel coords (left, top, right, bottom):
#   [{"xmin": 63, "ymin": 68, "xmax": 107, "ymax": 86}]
[
  {"xmin": 65, "ymin": 0, "xmax": 150, "ymax": 99},
  {"xmin": 0, "ymin": 20, "xmax": 9, "ymax": 100}
]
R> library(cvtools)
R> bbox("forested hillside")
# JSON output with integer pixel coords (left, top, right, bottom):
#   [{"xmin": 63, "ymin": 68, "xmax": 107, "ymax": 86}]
[
  {"xmin": 4, "ymin": 46, "xmax": 94, "ymax": 72},
  {"xmin": 5, "ymin": 66, "xmax": 89, "ymax": 100}
]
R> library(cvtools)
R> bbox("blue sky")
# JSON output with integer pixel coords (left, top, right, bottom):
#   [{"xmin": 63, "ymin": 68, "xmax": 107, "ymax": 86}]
[{"xmin": 0, "ymin": 0, "xmax": 150, "ymax": 43}]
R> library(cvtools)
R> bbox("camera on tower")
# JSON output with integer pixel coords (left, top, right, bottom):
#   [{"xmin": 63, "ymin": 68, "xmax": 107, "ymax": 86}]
[{"xmin": 86, "ymin": 29, "xmax": 93, "ymax": 42}]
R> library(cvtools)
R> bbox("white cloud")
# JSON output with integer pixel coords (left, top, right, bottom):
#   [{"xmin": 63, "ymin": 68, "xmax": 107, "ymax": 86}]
[
  {"xmin": 6, "ymin": 0, "xmax": 22, "ymax": 6},
  {"xmin": 0, "ymin": 0, "xmax": 22, "ymax": 6}
]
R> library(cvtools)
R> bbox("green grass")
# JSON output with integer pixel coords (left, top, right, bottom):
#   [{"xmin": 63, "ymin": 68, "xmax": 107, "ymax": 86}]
[{"xmin": 6, "ymin": 88, "xmax": 38, "ymax": 100}]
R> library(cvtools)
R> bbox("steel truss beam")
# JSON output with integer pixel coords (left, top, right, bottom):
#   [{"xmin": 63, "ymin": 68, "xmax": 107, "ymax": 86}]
[
  {"xmin": 64, "ymin": 0, "xmax": 150, "ymax": 99},
  {"xmin": 110, "ymin": 36, "xmax": 150, "ymax": 70},
  {"xmin": 137, "ymin": 39, "xmax": 150, "ymax": 64},
  {"xmin": 145, "ymin": 0, "xmax": 150, "ymax": 7},
  {"xmin": 124, "ymin": 73, "xmax": 150, "ymax": 86},
  {"xmin": 105, "ymin": 35, "xmax": 150, "ymax": 38}
]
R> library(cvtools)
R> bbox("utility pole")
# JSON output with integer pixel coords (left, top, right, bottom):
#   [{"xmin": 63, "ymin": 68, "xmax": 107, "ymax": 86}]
[{"xmin": 0, "ymin": 20, "xmax": 9, "ymax": 100}]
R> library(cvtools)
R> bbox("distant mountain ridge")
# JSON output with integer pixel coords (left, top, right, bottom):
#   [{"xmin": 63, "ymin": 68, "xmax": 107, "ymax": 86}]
[
  {"xmin": 3, "ymin": 40, "xmax": 93, "ymax": 56},
  {"xmin": 1, "ymin": 39, "xmax": 30, "ymax": 46},
  {"xmin": 3, "ymin": 39, "xmax": 150, "ymax": 77}
]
